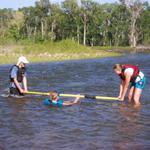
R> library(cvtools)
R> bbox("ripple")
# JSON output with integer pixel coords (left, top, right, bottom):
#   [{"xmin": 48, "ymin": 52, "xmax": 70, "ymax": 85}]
[{"xmin": 0, "ymin": 54, "xmax": 150, "ymax": 150}]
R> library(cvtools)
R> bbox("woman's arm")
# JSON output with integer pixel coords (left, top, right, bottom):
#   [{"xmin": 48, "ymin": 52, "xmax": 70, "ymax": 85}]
[
  {"xmin": 118, "ymin": 80, "xmax": 124, "ymax": 99},
  {"xmin": 119, "ymin": 72, "xmax": 131, "ymax": 101}
]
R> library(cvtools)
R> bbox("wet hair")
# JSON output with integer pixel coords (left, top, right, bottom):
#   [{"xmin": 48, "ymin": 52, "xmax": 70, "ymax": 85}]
[
  {"xmin": 113, "ymin": 64, "xmax": 122, "ymax": 71},
  {"xmin": 49, "ymin": 90, "xmax": 58, "ymax": 100}
]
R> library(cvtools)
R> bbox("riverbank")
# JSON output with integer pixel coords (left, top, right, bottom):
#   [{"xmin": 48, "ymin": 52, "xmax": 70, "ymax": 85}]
[
  {"xmin": 0, "ymin": 39, "xmax": 142, "ymax": 64},
  {"xmin": 0, "ymin": 40, "xmax": 123, "ymax": 64},
  {"xmin": 0, "ymin": 51, "xmax": 122, "ymax": 64},
  {"xmin": 0, "ymin": 52, "xmax": 121, "ymax": 64}
]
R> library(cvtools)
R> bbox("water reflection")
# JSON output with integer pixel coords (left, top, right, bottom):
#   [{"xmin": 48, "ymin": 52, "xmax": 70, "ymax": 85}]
[
  {"xmin": 0, "ymin": 97, "xmax": 37, "ymax": 149},
  {"xmin": 114, "ymin": 104, "xmax": 143, "ymax": 150}
]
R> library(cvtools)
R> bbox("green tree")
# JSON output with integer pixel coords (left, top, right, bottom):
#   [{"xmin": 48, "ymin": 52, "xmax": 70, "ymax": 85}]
[
  {"xmin": 0, "ymin": 8, "xmax": 14, "ymax": 38},
  {"xmin": 80, "ymin": 0, "xmax": 96, "ymax": 45},
  {"xmin": 138, "ymin": 2, "xmax": 150, "ymax": 45},
  {"xmin": 111, "ymin": 4, "xmax": 130, "ymax": 46},
  {"xmin": 85, "ymin": 1, "xmax": 103, "ymax": 46},
  {"xmin": 48, "ymin": 3, "xmax": 64, "ymax": 41},
  {"xmin": 98, "ymin": 3, "xmax": 114, "ymax": 46},
  {"xmin": 62, "ymin": 0, "xmax": 81, "ymax": 43},
  {"xmin": 119, "ymin": 0, "xmax": 147, "ymax": 47}
]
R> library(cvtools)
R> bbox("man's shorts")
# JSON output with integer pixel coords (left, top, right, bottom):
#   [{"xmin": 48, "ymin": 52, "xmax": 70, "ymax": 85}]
[{"xmin": 9, "ymin": 87, "xmax": 23, "ymax": 96}]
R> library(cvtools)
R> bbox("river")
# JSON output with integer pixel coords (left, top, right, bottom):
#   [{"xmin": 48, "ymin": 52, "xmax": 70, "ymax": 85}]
[{"xmin": 0, "ymin": 54, "xmax": 150, "ymax": 150}]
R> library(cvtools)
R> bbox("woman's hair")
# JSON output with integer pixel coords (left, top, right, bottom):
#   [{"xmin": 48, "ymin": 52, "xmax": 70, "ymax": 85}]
[
  {"xmin": 113, "ymin": 64, "xmax": 122, "ymax": 71},
  {"xmin": 49, "ymin": 90, "xmax": 58, "ymax": 100}
]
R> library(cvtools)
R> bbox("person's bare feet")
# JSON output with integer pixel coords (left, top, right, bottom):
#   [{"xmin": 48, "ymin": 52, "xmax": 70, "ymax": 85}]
[{"xmin": 133, "ymin": 102, "xmax": 141, "ymax": 109}]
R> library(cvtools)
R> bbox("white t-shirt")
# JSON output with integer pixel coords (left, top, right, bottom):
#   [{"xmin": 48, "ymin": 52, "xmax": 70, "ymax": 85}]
[{"xmin": 124, "ymin": 68, "xmax": 144, "ymax": 82}]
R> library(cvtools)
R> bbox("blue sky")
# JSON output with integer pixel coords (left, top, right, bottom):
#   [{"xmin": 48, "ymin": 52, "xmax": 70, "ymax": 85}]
[{"xmin": 0, "ymin": 0, "xmax": 118, "ymax": 10}]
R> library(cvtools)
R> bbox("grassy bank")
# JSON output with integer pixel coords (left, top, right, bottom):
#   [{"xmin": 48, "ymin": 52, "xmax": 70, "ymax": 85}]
[{"xmin": 0, "ymin": 39, "xmax": 121, "ymax": 64}]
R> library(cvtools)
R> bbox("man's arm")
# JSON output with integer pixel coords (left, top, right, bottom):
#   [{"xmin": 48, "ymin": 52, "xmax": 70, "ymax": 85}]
[
  {"xmin": 13, "ymin": 78, "xmax": 24, "ymax": 93},
  {"xmin": 23, "ymin": 76, "xmax": 28, "ymax": 92}
]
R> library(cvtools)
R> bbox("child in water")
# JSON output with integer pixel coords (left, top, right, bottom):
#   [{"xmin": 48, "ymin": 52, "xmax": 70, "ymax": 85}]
[{"xmin": 43, "ymin": 91, "xmax": 80, "ymax": 107}]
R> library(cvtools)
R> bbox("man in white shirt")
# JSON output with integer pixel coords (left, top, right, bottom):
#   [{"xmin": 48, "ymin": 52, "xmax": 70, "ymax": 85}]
[{"xmin": 9, "ymin": 56, "xmax": 29, "ymax": 96}]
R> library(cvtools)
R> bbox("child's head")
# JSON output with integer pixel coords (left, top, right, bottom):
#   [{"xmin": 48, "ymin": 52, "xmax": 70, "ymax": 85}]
[
  {"xmin": 49, "ymin": 91, "xmax": 58, "ymax": 100},
  {"xmin": 113, "ymin": 64, "xmax": 122, "ymax": 75}
]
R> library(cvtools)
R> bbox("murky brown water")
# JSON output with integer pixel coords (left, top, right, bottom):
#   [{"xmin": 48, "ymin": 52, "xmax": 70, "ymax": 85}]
[{"xmin": 0, "ymin": 54, "xmax": 150, "ymax": 150}]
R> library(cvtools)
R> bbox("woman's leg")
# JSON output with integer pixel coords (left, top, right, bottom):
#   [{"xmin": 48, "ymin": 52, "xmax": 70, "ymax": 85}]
[
  {"xmin": 133, "ymin": 88, "xmax": 142, "ymax": 107},
  {"xmin": 128, "ymin": 86, "xmax": 135, "ymax": 103},
  {"xmin": 132, "ymin": 76, "xmax": 146, "ymax": 107}
]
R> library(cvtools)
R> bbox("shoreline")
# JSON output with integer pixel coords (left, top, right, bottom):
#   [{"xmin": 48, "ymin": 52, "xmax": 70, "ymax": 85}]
[
  {"xmin": 0, "ymin": 43, "xmax": 122, "ymax": 64},
  {"xmin": 0, "ymin": 42, "xmax": 149, "ymax": 65},
  {"xmin": 0, "ymin": 51, "xmax": 121, "ymax": 65}
]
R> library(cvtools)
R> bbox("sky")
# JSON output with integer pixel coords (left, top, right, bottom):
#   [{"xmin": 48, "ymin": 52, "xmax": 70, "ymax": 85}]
[{"xmin": 0, "ymin": 0, "xmax": 118, "ymax": 10}]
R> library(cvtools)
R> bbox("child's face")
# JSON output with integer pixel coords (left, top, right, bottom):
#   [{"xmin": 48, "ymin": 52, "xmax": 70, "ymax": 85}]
[
  {"xmin": 114, "ymin": 69, "xmax": 121, "ymax": 75},
  {"xmin": 50, "ymin": 92, "xmax": 58, "ymax": 100}
]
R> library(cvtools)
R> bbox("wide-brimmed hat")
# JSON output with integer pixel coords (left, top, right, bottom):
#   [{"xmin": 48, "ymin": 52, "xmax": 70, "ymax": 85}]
[{"xmin": 17, "ymin": 56, "xmax": 29, "ymax": 65}]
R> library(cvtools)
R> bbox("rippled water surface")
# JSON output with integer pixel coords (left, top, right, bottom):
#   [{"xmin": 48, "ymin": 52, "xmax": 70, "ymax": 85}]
[{"xmin": 0, "ymin": 54, "xmax": 150, "ymax": 150}]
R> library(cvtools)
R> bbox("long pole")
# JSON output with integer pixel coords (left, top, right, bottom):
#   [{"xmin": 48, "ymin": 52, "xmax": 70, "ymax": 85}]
[{"xmin": 25, "ymin": 91, "xmax": 118, "ymax": 101}]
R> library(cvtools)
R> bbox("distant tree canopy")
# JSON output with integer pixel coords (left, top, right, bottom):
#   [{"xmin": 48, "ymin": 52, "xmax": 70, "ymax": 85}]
[{"xmin": 0, "ymin": 0, "xmax": 149, "ymax": 47}]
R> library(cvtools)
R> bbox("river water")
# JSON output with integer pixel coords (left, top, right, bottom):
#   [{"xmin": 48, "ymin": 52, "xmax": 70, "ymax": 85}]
[{"xmin": 0, "ymin": 54, "xmax": 150, "ymax": 150}]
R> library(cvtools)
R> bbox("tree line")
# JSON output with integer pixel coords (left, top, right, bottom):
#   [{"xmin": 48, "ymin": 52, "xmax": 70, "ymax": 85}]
[{"xmin": 0, "ymin": 0, "xmax": 150, "ymax": 47}]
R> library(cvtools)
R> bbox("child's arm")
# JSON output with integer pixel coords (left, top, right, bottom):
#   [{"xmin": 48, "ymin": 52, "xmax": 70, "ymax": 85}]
[{"xmin": 63, "ymin": 95, "xmax": 80, "ymax": 106}]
